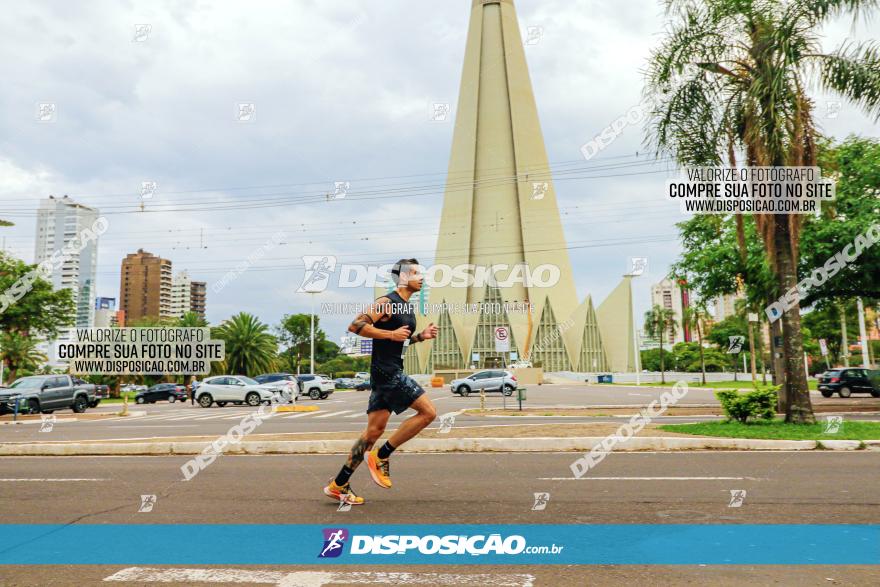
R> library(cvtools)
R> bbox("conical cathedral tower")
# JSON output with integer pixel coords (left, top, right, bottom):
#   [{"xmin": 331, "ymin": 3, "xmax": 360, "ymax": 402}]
[{"xmin": 408, "ymin": 0, "xmax": 611, "ymax": 373}]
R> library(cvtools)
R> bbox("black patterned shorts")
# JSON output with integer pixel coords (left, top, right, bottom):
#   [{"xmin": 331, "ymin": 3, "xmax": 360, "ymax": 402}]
[{"xmin": 367, "ymin": 371, "xmax": 425, "ymax": 415}]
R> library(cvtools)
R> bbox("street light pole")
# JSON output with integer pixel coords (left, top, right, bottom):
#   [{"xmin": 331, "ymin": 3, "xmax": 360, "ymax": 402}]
[
  {"xmin": 309, "ymin": 292, "xmax": 316, "ymax": 374},
  {"xmin": 857, "ymin": 297, "xmax": 869, "ymax": 368},
  {"xmin": 626, "ymin": 274, "xmax": 642, "ymax": 386}
]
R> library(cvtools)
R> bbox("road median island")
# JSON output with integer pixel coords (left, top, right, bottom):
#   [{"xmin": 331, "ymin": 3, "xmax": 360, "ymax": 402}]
[
  {"xmin": 463, "ymin": 403, "xmax": 880, "ymax": 417},
  {"xmin": 2, "ymin": 421, "xmax": 871, "ymax": 455},
  {"xmin": 659, "ymin": 420, "xmax": 880, "ymax": 442}
]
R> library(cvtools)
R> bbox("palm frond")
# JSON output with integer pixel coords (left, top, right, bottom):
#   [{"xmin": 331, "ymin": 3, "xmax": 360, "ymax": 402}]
[{"xmin": 818, "ymin": 41, "xmax": 880, "ymax": 121}]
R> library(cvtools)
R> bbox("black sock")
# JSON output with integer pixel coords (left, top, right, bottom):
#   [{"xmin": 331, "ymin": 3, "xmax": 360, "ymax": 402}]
[
  {"xmin": 377, "ymin": 440, "xmax": 396, "ymax": 460},
  {"xmin": 334, "ymin": 465, "xmax": 354, "ymax": 486}
]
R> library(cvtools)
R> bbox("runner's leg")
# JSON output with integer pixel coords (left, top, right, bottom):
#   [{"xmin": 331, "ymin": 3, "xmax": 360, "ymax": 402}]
[
  {"xmin": 386, "ymin": 394, "xmax": 437, "ymax": 448},
  {"xmin": 335, "ymin": 409, "xmax": 390, "ymax": 484}
]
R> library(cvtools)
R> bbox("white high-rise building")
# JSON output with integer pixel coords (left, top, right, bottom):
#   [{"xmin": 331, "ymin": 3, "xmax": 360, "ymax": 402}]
[
  {"xmin": 650, "ymin": 277, "xmax": 688, "ymax": 345},
  {"xmin": 34, "ymin": 195, "xmax": 100, "ymax": 364},
  {"xmin": 35, "ymin": 196, "xmax": 100, "ymax": 326},
  {"xmin": 170, "ymin": 270, "xmax": 192, "ymax": 319}
]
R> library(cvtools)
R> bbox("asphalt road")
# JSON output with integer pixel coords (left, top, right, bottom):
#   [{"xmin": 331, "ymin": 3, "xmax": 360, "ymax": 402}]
[
  {"xmin": 1, "ymin": 451, "xmax": 878, "ymax": 585},
  {"xmin": 2, "ymin": 385, "xmax": 876, "ymax": 443}
]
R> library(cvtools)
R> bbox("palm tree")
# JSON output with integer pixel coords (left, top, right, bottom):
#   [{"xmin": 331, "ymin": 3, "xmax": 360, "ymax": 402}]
[
  {"xmin": 212, "ymin": 313, "xmax": 277, "ymax": 376},
  {"xmin": 646, "ymin": 0, "xmax": 880, "ymax": 423},
  {"xmin": 177, "ymin": 312, "xmax": 208, "ymax": 328},
  {"xmin": 645, "ymin": 305, "xmax": 679, "ymax": 384},
  {"xmin": 0, "ymin": 331, "xmax": 47, "ymax": 383},
  {"xmin": 177, "ymin": 312, "xmax": 209, "ymax": 387},
  {"xmin": 682, "ymin": 303, "xmax": 710, "ymax": 385}
]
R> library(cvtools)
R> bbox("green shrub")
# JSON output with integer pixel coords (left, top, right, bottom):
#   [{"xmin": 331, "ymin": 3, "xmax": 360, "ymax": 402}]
[
  {"xmin": 716, "ymin": 388, "xmax": 777, "ymax": 423},
  {"xmin": 335, "ymin": 371, "xmax": 356, "ymax": 378}
]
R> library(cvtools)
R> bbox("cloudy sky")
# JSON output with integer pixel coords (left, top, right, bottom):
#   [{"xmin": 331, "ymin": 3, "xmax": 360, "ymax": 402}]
[{"xmin": 1, "ymin": 0, "xmax": 878, "ymax": 343}]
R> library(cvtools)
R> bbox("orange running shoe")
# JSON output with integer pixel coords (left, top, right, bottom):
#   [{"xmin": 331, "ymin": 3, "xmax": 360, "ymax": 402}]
[
  {"xmin": 366, "ymin": 449, "xmax": 392, "ymax": 488},
  {"xmin": 323, "ymin": 479, "xmax": 365, "ymax": 505}
]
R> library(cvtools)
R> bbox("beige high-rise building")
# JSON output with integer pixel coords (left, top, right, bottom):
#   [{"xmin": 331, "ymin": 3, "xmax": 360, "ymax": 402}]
[
  {"xmin": 713, "ymin": 292, "xmax": 744, "ymax": 322},
  {"xmin": 405, "ymin": 0, "xmax": 628, "ymax": 373},
  {"xmin": 119, "ymin": 249, "xmax": 172, "ymax": 321},
  {"xmin": 650, "ymin": 277, "xmax": 688, "ymax": 344},
  {"xmin": 190, "ymin": 280, "xmax": 207, "ymax": 320}
]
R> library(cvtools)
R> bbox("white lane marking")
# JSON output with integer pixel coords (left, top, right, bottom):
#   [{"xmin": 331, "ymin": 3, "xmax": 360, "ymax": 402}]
[
  {"xmin": 103, "ymin": 567, "xmax": 536, "ymax": 586},
  {"xmin": 282, "ymin": 412, "xmax": 314, "ymax": 419},
  {"xmin": 313, "ymin": 410, "xmax": 353, "ymax": 419},
  {"xmin": 537, "ymin": 476, "xmax": 761, "ymax": 481},
  {"xmin": 107, "ymin": 425, "xmax": 199, "ymax": 429},
  {"xmin": 1, "ymin": 478, "xmax": 108, "ymax": 482},
  {"xmin": 344, "ymin": 412, "xmax": 366, "ymax": 418},
  {"xmin": 190, "ymin": 413, "xmax": 252, "ymax": 421}
]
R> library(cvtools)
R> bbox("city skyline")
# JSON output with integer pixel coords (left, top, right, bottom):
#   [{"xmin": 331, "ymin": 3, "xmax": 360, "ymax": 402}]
[{"xmin": 0, "ymin": 0, "xmax": 876, "ymax": 339}]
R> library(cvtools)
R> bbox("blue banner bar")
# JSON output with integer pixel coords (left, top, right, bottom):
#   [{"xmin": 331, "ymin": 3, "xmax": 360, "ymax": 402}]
[{"xmin": 0, "ymin": 525, "xmax": 877, "ymax": 565}]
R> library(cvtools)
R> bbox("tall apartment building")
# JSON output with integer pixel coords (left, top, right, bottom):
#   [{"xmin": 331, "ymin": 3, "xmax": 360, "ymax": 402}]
[
  {"xmin": 34, "ymin": 195, "xmax": 100, "ymax": 328},
  {"xmin": 34, "ymin": 196, "xmax": 100, "ymax": 365},
  {"xmin": 170, "ymin": 271, "xmax": 192, "ymax": 318},
  {"xmin": 119, "ymin": 249, "xmax": 172, "ymax": 321},
  {"xmin": 650, "ymin": 277, "xmax": 689, "ymax": 344},
  {"xmin": 713, "ymin": 292, "xmax": 745, "ymax": 322},
  {"xmin": 190, "ymin": 280, "xmax": 206, "ymax": 320},
  {"xmin": 169, "ymin": 271, "xmax": 207, "ymax": 319}
]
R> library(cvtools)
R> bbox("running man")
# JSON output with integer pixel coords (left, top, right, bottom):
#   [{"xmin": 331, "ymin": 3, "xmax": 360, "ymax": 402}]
[{"xmin": 323, "ymin": 258, "xmax": 439, "ymax": 505}]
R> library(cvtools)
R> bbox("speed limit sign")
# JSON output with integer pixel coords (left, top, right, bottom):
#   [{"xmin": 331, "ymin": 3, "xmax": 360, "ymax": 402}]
[{"xmin": 494, "ymin": 326, "xmax": 510, "ymax": 352}]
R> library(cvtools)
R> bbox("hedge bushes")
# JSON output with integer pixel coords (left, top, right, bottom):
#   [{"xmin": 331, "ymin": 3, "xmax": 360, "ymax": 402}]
[{"xmin": 716, "ymin": 388, "xmax": 777, "ymax": 423}]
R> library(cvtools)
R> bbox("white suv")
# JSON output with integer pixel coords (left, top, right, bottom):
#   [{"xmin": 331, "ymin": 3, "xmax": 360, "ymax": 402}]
[
  {"xmin": 297, "ymin": 374, "xmax": 335, "ymax": 400},
  {"xmin": 196, "ymin": 375, "xmax": 276, "ymax": 408}
]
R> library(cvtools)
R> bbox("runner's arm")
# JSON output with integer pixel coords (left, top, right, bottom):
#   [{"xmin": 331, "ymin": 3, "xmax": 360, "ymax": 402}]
[
  {"xmin": 409, "ymin": 322, "xmax": 438, "ymax": 343},
  {"xmin": 348, "ymin": 297, "xmax": 410, "ymax": 341}
]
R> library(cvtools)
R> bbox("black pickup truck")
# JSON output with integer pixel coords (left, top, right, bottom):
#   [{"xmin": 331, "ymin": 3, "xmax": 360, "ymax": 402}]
[{"xmin": 0, "ymin": 375, "xmax": 95, "ymax": 414}]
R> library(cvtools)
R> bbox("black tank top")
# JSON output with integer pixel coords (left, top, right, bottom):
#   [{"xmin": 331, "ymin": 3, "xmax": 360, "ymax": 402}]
[{"xmin": 371, "ymin": 290, "xmax": 416, "ymax": 381}]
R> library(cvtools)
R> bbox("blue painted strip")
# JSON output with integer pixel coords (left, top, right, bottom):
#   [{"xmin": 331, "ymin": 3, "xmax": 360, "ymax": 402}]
[{"xmin": 0, "ymin": 525, "xmax": 877, "ymax": 565}]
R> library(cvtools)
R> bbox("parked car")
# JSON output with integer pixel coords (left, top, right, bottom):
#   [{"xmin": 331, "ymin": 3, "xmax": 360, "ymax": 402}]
[
  {"xmin": 254, "ymin": 373, "xmax": 301, "ymax": 400},
  {"xmin": 297, "ymin": 374, "xmax": 335, "ymax": 399},
  {"xmin": 334, "ymin": 377, "xmax": 359, "ymax": 389},
  {"xmin": 354, "ymin": 379, "xmax": 371, "ymax": 391},
  {"xmin": 196, "ymin": 375, "xmax": 276, "ymax": 408},
  {"xmin": 0, "ymin": 375, "xmax": 93, "ymax": 414},
  {"xmin": 354, "ymin": 372, "xmax": 370, "ymax": 381},
  {"xmin": 450, "ymin": 370, "xmax": 517, "ymax": 397},
  {"xmin": 817, "ymin": 368, "xmax": 880, "ymax": 398},
  {"xmin": 135, "ymin": 383, "xmax": 188, "ymax": 404}
]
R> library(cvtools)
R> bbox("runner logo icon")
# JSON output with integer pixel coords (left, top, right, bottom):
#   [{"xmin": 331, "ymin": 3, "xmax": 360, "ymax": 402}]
[{"xmin": 318, "ymin": 528, "xmax": 349, "ymax": 558}]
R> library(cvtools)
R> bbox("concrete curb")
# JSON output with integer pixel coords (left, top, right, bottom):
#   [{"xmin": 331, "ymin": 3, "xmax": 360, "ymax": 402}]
[
  {"xmin": 0, "ymin": 436, "xmax": 853, "ymax": 456},
  {"xmin": 817, "ymin": 440, "xmax": 863, "ymax": 450}
]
